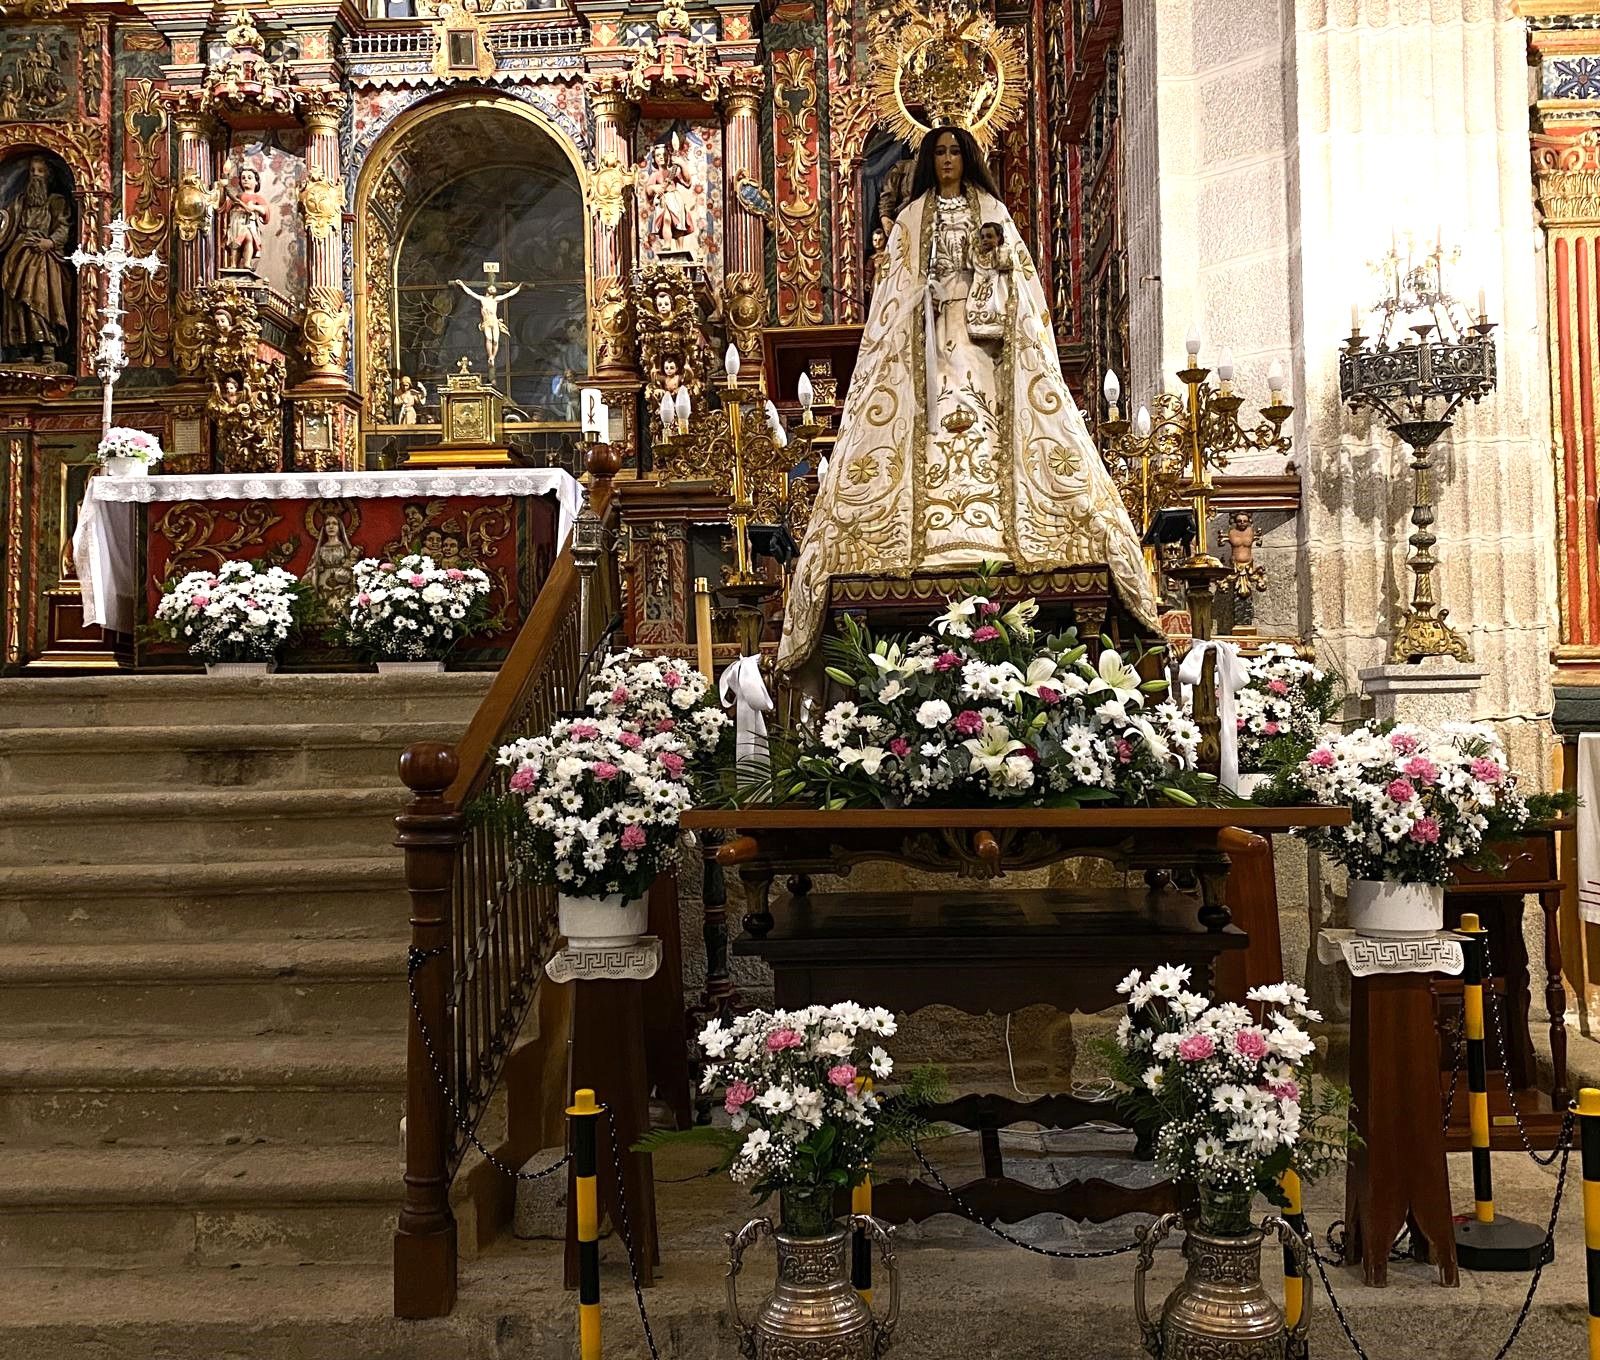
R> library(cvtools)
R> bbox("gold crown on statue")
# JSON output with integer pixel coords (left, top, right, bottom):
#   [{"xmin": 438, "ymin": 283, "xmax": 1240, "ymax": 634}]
[{"xmin": 868, "ymin": 0, "xmax": 1028, "ymax": 153}]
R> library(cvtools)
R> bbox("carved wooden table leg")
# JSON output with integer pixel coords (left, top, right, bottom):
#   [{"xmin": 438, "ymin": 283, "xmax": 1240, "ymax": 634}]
[
  {"xmin": 1345, "ymin": 972, "xmax": 1458, "ymax": 1287},
  {"xmin": 1194, "ymin": 843, "xmax": 1233, "ymax": 933},
  {"xmin": 741, "ymin": 867, "xmax": 776, "ymax": 939},
  {"xmin": 1540, "ymin": 886, "xmax": 1570, "ymax": 1108}
]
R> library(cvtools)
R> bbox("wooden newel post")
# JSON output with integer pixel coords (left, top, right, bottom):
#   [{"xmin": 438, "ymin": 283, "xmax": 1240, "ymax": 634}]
[{"xmin": 394, "ymin": 740, "xmax": 464, "ymax": 1319}]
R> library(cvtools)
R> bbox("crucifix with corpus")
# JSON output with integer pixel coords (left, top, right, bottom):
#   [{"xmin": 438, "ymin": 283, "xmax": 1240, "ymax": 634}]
[
  {"xmin": 70, "ymin": 215, "xmax": 161, "ymax": 436},
  {"xmin": 450, "ymin": 261, "xmax": 522, "ymax": 374}
]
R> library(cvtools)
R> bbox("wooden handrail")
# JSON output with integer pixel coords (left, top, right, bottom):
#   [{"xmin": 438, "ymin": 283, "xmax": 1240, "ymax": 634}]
[{"xmin": 447, "ymin": 547, "xmax": 578, "ymax": 807}]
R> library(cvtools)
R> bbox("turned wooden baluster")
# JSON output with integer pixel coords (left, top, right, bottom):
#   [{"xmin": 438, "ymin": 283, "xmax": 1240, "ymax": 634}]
[{"xmin": 394, "ymin": 741, "xmax": 465, "ymax": 1319}]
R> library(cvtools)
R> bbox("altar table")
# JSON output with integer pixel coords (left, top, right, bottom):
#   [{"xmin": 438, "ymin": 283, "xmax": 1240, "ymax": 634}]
[{"xmin": 71, "ymin": 467, "xmax": 582, "ymax": 659}]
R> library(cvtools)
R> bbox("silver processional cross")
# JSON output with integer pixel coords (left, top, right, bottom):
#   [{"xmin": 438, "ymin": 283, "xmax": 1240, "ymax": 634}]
[{"xmin": 70, "ymin": 216, "xmax": 161, "ymax": 437}]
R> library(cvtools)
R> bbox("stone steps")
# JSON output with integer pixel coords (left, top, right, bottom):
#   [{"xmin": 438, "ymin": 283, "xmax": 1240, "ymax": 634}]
[
  {"xmin": 0, "ymin": 1034, "xmax": 403, "ymax": 1148},
  {"xmin": 0, "ymin": 720, "xmax": 465, "ymax": 791},
  {"xmin": 0, "ymin": 1144, "xmax": 398, "ymax": 1267},
  {"xmin": 0, "ymin": 855, "xmax": 405, "ymax": 943},
  {"xmin": 0, "ymin": 788, "xmax": 403, "ymax": 865},
  {"xmin": 0, "ymin": 673, "xmax": 491, "ymax": 730},
  {"xmin": 0, "ymin": 939, "xmax": 405, "ymax": 1036}
]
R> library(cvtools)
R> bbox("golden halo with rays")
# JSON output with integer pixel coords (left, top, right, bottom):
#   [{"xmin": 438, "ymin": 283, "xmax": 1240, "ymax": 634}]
[{"xmin": 867, "ymin": 2, "xmax": 1029, "ymax": 155}]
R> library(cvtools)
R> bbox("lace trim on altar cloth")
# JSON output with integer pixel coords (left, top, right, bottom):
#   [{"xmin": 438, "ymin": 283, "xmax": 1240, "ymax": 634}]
[
  {"xmin": 1316, "ymin": 928, "xmax": 1465, "ymax": 977},
  {"xmin": 88, "ymin": 467, "xmax": 582, "ymax": 507}
]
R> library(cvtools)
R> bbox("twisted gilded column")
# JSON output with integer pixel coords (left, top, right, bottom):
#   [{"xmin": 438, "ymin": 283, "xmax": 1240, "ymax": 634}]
[
  {"xmin": 721, "ymin": 75, "xmax": 768, "ymax": 366},
  {"xmin": 299, "ymin": 89, "xmax": 350, "ymax": 388},
  {"xmin": 588, "ymin": 76, "xmax": 638, "ymax": 379}
]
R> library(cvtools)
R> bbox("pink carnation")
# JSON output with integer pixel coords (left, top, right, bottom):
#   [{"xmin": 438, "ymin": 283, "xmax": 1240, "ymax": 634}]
[
  {"xmin": 620, "ymin": 824, "xmax": 647, "ymax": 851},
  {"xmin": 972, "ymin": 625, "xmax": 1001, "ymax": 642},
  {"xmin": 1177, "ymin": 1034, "xmax": 1215, "ymax": 1062},
  {"xmin": 1307, "ymin": 748, "xmax": 1335, "ymax": 768},
  {"xmin": 378, "ymin": 562, "xmax": 395, "ymax": 572},
  {"xmin": 1264, "ymin": 722, "xmax": 1280, "ymax": 736},
  {"xmin": 765, "ymin": 1027, "xmax": 803, "ymax": 1052},
  {"xmin": 1234, "ymin": 1028, "xmax": 1270, "ymax": 1060},
  {"xmin": 1270, "ymin": 1080, "xmax": 1300, "ymax": 1103},
  {"xmin": 827, "ymin": 1063, "xmax": 858, "ymax": 1089},
  {"xmin": 508, "ymin": 766, "xmax": 535, "ymax": 793},
  {"xmin": 1115, "ymin": 738, "xmax": 1133, "ymax": 764},
  {"xmin": 1409, "ymin": 816, "xmax": 1441, "ymax": 844},
  {"xmin": 1236, "ymin": 717, "xmax": 1247, "ymax": 730},
  {"xmin": 980, "ymin": 601, "xmax": 1002, "ymax": 617},
  {"xmin": 1389, "ymin": 731, "xmax": 1419, "ymax": 755},
  {"xmin": 570, "ymin": 722, "xmax": 600, "ymax": 740},
  {"xmin": 619, "ymin": 732, "xmax": 643, "ymax": 750},
  {"xmin": 592, "ymin": 761, "xmax": 620, "ymax": 781},
  {"xmin": 1403, "ymin": 756, "xmax": 1440, "ymax": 785},
  {"xmin": 409, "ymin": 575, "xmax": 427, "ymax": 588},
  {"xmin": 1036, "ymin": 686, "xmax": 1062, "ymax": 706},
  {"xmin": 934, "ymin": 650, "xmax": 962, "ymax": 672},
  {"xmin": 664, "ymin": 671, "xmax": 683, "ymax": 687},
  {"xmin": 446, "ymin": 568, "xmax": 464, "ymax": 581},
  {"xmin": 724, "ymin": 1081, "xmax": 755, "ymax": 1113},
  {"xmin": 611, "ymin": 685, "xmax": 629, "ymax": 704},
  {"xmin": 953, "ymin": 709, "xmax": 986, "ymax": 736},
  {"xmin": 1386, "ymin": 777, "xmax": 1416, "ymax": 803},
  {"xmin": 356, "ymin": 592, "xmax": 371, "ymax": 607},
  {"xmin": 1470, "ymin": 757, "xmax": 1503, "ymax": 785},
  {"xmin": 658, "ymin": 751, "xmax": 686, "ymax": 778},
  {"xmin": 889, "ymin": 737, "xmax": 911, "ymax": 758},
  {"xmin": 190, "ymin": 595, "xmax": 210, "ymax": 608},
  {"xmin": 656, "ymin": 717, "xmax": 677, "ymax": 733},
  {"xmin": 1267, "ymin": 679, "xmax": 1290, "ymax": 696}
]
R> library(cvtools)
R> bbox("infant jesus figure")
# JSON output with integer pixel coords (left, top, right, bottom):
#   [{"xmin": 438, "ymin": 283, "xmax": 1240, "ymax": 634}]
[{"xmin": 965, "ymin": 220, "xmax": 1015, "ymax": 349}]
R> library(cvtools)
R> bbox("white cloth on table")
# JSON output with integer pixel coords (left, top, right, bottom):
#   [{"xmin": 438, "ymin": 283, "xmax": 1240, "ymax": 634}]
[
  {"xmin": 1578, "ymin": 732, "xmax": 1600, "ymax": 925},
  {"xmin": 72, "ymin": 466, "xmax": 585, "ymax": 633}
]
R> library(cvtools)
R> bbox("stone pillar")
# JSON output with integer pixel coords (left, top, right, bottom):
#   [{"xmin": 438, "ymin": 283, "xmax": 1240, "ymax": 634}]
[
  {"xmin": 722, "ymin": 75, "xmax": 768, "ymax": 376},
  {"xmin": 588, "ymin": 77, "xmax": 638, "ymax": 379},
  {"xmin": 299, "ymin": 90, "xmax": 350, "ymax": 388},
  {"xmin": 169, "ymin": 103, "xmax": 218, "ymax": 379}
]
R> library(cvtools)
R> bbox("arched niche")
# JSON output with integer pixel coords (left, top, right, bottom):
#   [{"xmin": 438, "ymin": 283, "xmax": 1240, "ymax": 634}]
[{"xmin": 353, "ymin": 94, "xmax": 589, "ymax": 429}]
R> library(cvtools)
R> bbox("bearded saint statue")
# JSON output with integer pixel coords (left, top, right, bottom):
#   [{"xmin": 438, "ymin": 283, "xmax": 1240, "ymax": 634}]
[
  {"xmin": 776, "ymin": 126, "xmax": 1158, "ymax": 671},
  {"xmin": 0, "ymin": 156, "xmax": 72, "ymax": 365}
]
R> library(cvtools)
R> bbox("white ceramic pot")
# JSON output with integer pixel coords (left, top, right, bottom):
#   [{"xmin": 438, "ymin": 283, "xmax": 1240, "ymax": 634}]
[
  {"xmin": 558, "ymin": 892, "xmax": 647, "ymax": 950},
  {"xmin": 1234, "ymin": 772, "xmax": 1270, "ymax": 800},
  {"xmin": 376, "ymin": 660, "xmax": 446, "ymax": 673},
  {"xmin": 205, "ymin": 660, "xmax": 275, "ymax": 675},
  {"xmin": 1346, "ymin": 878, "xmax": 1446, "ymax": 939},
  {"xmin": 103, "ymin": 455, "xmax": 149, "ymax": 478}
]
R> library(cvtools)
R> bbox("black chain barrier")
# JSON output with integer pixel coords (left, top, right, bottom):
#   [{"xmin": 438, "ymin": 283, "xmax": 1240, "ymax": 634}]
[
  {"xmin": 405, "ymin": 945, "xmax": 570, "ymax": 1184},
  {"xmin": 605, "ymin": 1107, "xmax": 664, "ymax": 1360},
  {"xmin": 1480, "ymin": 938, "xmax": 1565, "ymax": 1167},
  {"xmin": 907, "ymin": 1133, "xmax": 1146, "ymax": 1259}
]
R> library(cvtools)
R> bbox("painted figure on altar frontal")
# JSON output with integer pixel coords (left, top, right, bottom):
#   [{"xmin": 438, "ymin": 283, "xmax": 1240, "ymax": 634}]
[
  {"xmin": 0, "ymin": 156, "xmax": 72, "ymax": 365},
  {"xmin": 776, "ymin": 126, "xmax": 1159, "ymax": 670}
]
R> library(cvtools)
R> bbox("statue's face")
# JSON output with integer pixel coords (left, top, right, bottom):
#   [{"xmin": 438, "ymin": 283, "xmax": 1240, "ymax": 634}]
[
  {"xmin": 240, "ymin": 169, "xmax": 259, "ymax": 191},
  {"xmin": 933, "ymin": 132, "xmax": 964, "ymax": 190}
]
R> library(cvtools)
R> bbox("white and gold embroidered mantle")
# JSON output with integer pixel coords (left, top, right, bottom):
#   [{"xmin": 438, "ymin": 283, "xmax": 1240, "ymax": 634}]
[{"xmin": 776, "ymin": 187, "xmax": 1160, "ymax": 670}]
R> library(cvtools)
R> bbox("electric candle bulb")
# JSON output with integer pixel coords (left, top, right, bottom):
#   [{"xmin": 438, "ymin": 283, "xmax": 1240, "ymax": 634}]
[
  {"xmin": 774, "ymin": 423, "xmax": 789, "ymax": 449},
  {"xmin": 659, "ymin": 392, "xmax": 675, "ymax": 432},
  {"xmin": 1135, "ymin": 405, "xmax": 1152, "ymax": 439},
  {"xmin": 1216, "ymin": 350, "xmax": 1235, "ymax": 384},
  {"xmin": 725, "ymin": 344, "xmax": 741, "ymax": 382},
  {"xmin": 1351, "ymin": 304, "xmax": 1361, "ymax": 333},
  {"xmin": 1102, "ymin": 369, "xmax": 1120, "ymax": 407},
  {"xmin": 1267, "ymin": 358, "xmax": 1286, "ymax": 398},
  {"xmin": 817, "ymin": 455, "xmax": 829, "ymax": 480},
  {"xmin": 675, "ymin": 387, "xmax": 691, "ymax": 425},
  {"xmin": 1185, "ymin": 326, "xmax": 1202, "ymax": 359},
  {"xmin": 765, "ymin": 399, "xmax": 781, "ymax": 433},
  {"xmin": 797, "ymin": 371, "xmax": 814, "ymax": 412},
  {"xmin": 1478, "ymin": 288, "xmax": 1488, "ymax": 320}
]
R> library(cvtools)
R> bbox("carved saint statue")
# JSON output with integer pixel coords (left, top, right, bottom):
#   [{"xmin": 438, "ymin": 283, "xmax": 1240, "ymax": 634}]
[
  {"xmin": 452, "ymin": 277, "xmax": 522, "ymax": 370},
  {"xmin": 221, "ymin": 165, "xmax": 270, "ymax": 274},
  {"xmin": 393, "ymin": 374, "xmax": 427, "ymax": 425},
  {"xmin": 638, "ymin": 136, "xmax": 700, "ymax": 259},
  {"xmin": 778, "ymin": 127, "xmax": 1158, "ymax": 671},
  {"xmin": 0, "ymin": 156, "xmax": 72, "ymax": 365}
]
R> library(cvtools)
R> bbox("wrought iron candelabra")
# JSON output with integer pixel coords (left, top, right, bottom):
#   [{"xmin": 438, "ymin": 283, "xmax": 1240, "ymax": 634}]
[
  {"xmin": 1339, "ymin": 237, "xmax": 1497, "ymax": 663},
  {"xmin": 1099, "ymin": 341, "xmax": 1293, "ymax": 772}
]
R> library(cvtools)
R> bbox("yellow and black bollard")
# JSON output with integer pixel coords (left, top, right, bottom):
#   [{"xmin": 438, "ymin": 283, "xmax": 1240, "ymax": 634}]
[
  {"xmin": 570, "ymin": 1088, "xmax": 603, "ymax": 1360},
  {"xmin": 1579, "ymin": 1088, "xmax": 1600, "ymax": 1360},
  {"xmin": 1279, "ymin": 1168, "xmax": 1305, "ymax": 1329},
  {"xmin": 1454, "ymin": 915, "xmax": 1552, "ymax": 1271}
]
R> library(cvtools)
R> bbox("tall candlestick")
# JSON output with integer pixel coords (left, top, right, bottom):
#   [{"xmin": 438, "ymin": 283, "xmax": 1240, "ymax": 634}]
[
  {"xmin": 695, "ymin": 577, "xmax": 714, "ymax": 680},
  {"xmin": 1477, "ymin": 288, "xmax": 1488, "ymax": 322}
]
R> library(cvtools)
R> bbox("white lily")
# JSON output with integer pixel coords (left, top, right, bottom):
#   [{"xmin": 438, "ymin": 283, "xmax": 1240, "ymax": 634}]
[
  {"xmin": 1020, "ymin": 657, "xmax": 1059, "ymax": 697},
  {"xmin": 932, "ymin": 595, "xmax": 987, "ymax": 638},
  {"xmin": 1087, "ymin": 647, "xmax": 1144, "ymax": 709},
  {"xmin": 1001, "ymin": 598, "xmax": 1039, "ymax": 633},
  {"xmin": 1126, "ymin": 714, "xmax": 1175, "ymax": 765},
  {"xmin": 868, "ymin": 641, "xmax": 912, "ymax": 677},
  {"xmin": 962, "ymin": 721, "xmax": 1026, "ymax": 779}
]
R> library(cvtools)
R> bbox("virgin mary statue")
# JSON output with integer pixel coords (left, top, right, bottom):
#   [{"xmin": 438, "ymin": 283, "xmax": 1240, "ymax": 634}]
[{"xmin": 777, "ymin": 126, "xmax": 1159, "ymax": 671}]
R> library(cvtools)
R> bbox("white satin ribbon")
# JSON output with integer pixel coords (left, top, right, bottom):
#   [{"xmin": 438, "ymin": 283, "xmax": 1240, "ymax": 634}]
[
  {"xmin": 719, "ymin": 654, "xmax": 774, "ymax": 766},
  {"xmin": 1177, "ymin": 639, "xmax": 1250, "ymax": 793}
]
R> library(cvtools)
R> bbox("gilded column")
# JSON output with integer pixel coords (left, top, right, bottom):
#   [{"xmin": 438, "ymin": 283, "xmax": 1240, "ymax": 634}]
[
  {"xmin": 721, "ymin": 74, "xmax": 768, "ymax": 365},
  {"xmin": 298, "ymin": 89, "xmax": 350, "ymax": 388},
  {"xmin": 168, "ymin": 100, "xmax": 218, "ymax": 376},
  {"xmin": 588, "ymin": 76, "xmax": 638, "ymax": 378}
]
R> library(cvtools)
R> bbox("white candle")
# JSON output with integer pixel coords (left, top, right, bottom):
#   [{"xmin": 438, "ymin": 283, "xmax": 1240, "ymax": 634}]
[
  {"xmin": 580, "ymin": 386, "xmax": 602, "ymax": 436},
  {"xmin": 674, "ymin": 387, "xmax": 691, "ymax": 427},
  {"xmin": 1350, "ymin": 304, "xmax": 1361, "ymax": 333},
  {"xmin": 659, "ymin": 392, "xmax": 676, "ymax": 433},
  {"xmin": 1135, "ymin": 405, "xmax": 1152, "ymax": 439},
  {"xmin": 1102, "ymin": 369, "xmax": 1121, "ymax": 407},
  {"xmin": 1185, "ymin": 326, "xmax": 1202, "ymax": 359},
  {"xmin": 797, "ymin": 371, "xmax": 814, "ymax": 413},
  {"xmin": 596, "ymin": 399, "xmax": 611, "ymax": 443},
  {"xmin": 1477, "ymin": 288, "xmax": 1488, "ymax": 320},
  {"xmin": 725, "ymin": 344, "xmax": 741, "ymax": 382},
  {"xmin": 1216, "ymin": 349, "xmax": 1235, "ymax": 384}
]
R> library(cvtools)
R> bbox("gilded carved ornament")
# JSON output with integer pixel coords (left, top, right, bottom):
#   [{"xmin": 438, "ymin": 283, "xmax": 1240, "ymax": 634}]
[
  {"xmin": 592, "ymin": 277, "xmax": 637, "ymax": 373},
  {"xmin": 298, "ymin": 165, "xmax": 345, "ymax": 241},
  {"xmin": 722, "ymin": 272, "xmax": 765, "ymax": 361},
  {"xmin": 173, "ymin": 173, "xmax": 222, "ymax": 244},
  {"xmin": 590, "ymin": 150, "xmax": 631, "ymax": 233},
  {"xmin": 192, "ymin": 277, "xmax": 287, "ymax": 473},
  {"xmin": 1535, "ymin": 128, "xmax": 1600, "ymax": 225},
  {"xmin": 302, "ymin": 284, "xmax": 350, "ymax": 370},
  {"xmin": 632, "ymin": 263, "xmax": 709, "ymax": 405}
]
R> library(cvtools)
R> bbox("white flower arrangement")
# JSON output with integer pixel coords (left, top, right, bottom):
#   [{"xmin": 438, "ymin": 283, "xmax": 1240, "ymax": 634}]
[
  {"xmin": 1235, "ymin": 644, "xmax": 1340, "ymax": 774},
  {"xmin": 1101, "ymin": 966, "xmax": 1352, "ymax": 1208},
  {"xmin": 96, "ymin": 427, "xmax": 164, "ymax": 466},
  {"xmin": 497, "ymin": 651, "xmax": 730, "ymax": 900},
  {"xmin": 765, "ymin": 586, "xmax": 1212, "ymax": 808},
  {"xmin": 154, "ymin": 560, "xmax": 301, "ymax": 664},
  {"xmin": 695, "ymin": 1004, "xmax": 896, "ymax": 1194},
  {"xmin": 343, "ymin": 553, "xmax": 494, "ymax": 661},
  {"xmin": 1289, "ymin": 721, "xmax": 1537, "ymax": 884}
]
